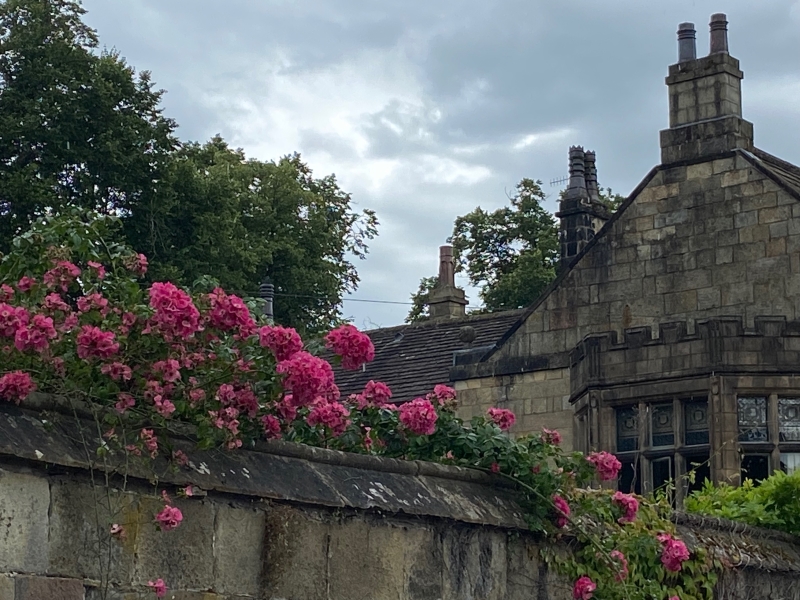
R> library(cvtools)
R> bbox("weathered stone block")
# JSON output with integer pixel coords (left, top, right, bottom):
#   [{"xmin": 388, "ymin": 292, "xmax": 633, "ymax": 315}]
[
  {"xmin": 132, "ymin": 497, "xmax": 215, "ymax": 591},
  {"xmin": 664, "ymin": 290, "xmax": 697, "ymax": 314},
  {"xmin": 0, "ymin": 469, "xmax": 50, "ymax": 573},
  {"xmin": 0, "ymin": 575, "xmax": 13, "ymax": 600},
  {"xmin": 766, "ymin": 238, "xmax": 787, "ymax": 257},
  {"xmin": 697, "ymin": 288, "xmax": 722, "ymax": 310},
  {"xmin": 48, "ymin": 478, "xmax": 137, "ymax": 582},
  {"xmin": 759, "ymin": 205, "xmax": 792, "ymax": 224},
  {"xmin": 263, "ymin": 505, "xmax": 330, "ymax": 600},
  {"xmin": 328, "ymin": 518, "xmax": 407, "ymax": 600},
  {"xmin": 733, "ymin": 210, "xmax": 758, "ymax": 228},
  {"xmin": 721, "ymin": 169, "xmax": 749, "ymax": 187},
  {"xmin": 442, "ymin": 527, "xmax": 507, "ymax": 600},
  {"xmin": 716, "ymin": 247, "xmax": 733, "ymax": 264},
  {"xmin": 15, "ymin": 576, "xmax": 84, "ymax": 600},
  {"xmin": 213, "ymin": 503, "xmax": 265, "ymax": 596},
  {"xmin": 686, "ymin": 162, "xmax": 713, "ymax": 180}
]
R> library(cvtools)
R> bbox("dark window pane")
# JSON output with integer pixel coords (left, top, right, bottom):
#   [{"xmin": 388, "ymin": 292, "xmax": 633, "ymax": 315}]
[
  {"xmin": 741, "ymin": 454, "xmax": 770, "ymax": 483},
  {"xmin": 738, "ymin": 397, "xmax": 768, "ymax": 442},
  {"xmin": 652, "ymin": 457, "xmax": 673, "ymax": 492},
  {"xmin": 780, "ymin": 452, "xmax": 800, "ymax": 475},
  {"xmin": 651, "ymin": 404, "xmax": 675, "ymax": 447},
  {"xmin": 618, "ymin": 460, "xmax": 641, "ymax": 495},
  {"xmin": 686, "ymin": 455, "xmax": 710, "ymax": 496},
  {"xmin": 684, "ymin": 400, "xmax": 709, "ymax": 446},
  {"xmin": 616, "ymin": 407, "xmax": 638, "ymax": 452},
  {"xmin": 779, "ymin": 398, "xmax": 800, "ymax": 442}
]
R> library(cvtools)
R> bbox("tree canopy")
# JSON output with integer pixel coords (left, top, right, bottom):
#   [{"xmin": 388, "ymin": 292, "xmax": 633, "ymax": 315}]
[
  {"xmin": 0, "ymin": 0, "xmax": 378, "ymax": 333},
  {"xmin": 407, "ymin": 181, "xmax": 626, "ymax": 321}
]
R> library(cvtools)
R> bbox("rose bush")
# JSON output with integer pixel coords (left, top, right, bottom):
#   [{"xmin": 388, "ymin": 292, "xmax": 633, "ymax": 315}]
[{"xmin": 0, "ymin": 211, "xmax": 716, "ymax": 600}]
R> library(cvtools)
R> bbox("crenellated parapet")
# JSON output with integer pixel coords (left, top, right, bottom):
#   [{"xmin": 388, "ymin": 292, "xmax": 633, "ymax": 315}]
[{"xmin": 569, "ymin": 316, "xmax": 800, "ymax": 398}]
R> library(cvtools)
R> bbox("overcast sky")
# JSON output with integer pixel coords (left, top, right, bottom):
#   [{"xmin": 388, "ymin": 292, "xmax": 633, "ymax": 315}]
[{"xmin": 81, "ymin": 0, "xmax": 800, "ymax": 329}]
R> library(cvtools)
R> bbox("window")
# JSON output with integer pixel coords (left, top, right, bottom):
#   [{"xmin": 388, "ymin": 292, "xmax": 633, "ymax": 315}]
[
  {"xmin": 780, "ymin": 453, "xmax": 800, "ymax": 475},
  {"xmin": 737, "ymin": 395, "xmax": 800, "ymax": 481},
  {"xmin": 616, "ymin": 407, "xmax": 638, "ymax": 452},
  {"xmin": 741, "ymin": 454, "xmax": 770, "ymax": 483},
  {"xmin": 614, "ymin": 398, "xmax": 709, "ymax": 501},
  {"xmin": 651, "ymin": 404, "xmax": 674, "ymax": 447},
  {"xmin": 779, "ymin": 398, "xmax": 800, "ymax": 442},
  {"xmin": 651, "ymin": 457, "xmax": 673, "ymax": 493},
  {"xmin": 685, "ymin": 455, "xmax": 711, "ymax": 496},
  {"xmin": 684, "ymin": 400, "xmax": 709, "ymax": 446},
  {"xmin": 618, "ymin": 460, "xmax": 641, "ymax": 495},
  {"xmin": 738, "ymin": 396, "xmax": 768, "ymax": 442}
]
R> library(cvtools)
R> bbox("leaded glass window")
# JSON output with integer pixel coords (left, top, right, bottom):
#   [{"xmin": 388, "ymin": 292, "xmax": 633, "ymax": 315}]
[
  {"xmin": 741, "ymin": 454, "xmax": 769, "ymax": 483},
  {"xmin": 651, "ymin": 404, "xmax": 675, "ymax": 447},
  {"xmin": 778, "ymin": 398, "xmax": 800, "ymax": 442},
  {"xmin": 616, "ymin": 407, "xmax": 638, "ymax": 452},
  {"xmin": 780, "ymin": 452, "xmax": 800, "ymax": 475},
  {"xmin": 684, "ymin": 400, "xmax": 709, "ymax": 446},
  {"xmin": 738, "ymin": 396, "xmax": 768, "ymax": 442},
  {"xmin": 652, "ymin": 456, "xmax": 673, "ymax": 492}
]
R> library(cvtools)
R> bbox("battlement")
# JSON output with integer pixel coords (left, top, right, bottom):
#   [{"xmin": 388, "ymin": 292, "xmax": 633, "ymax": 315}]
[{"xmin": 569, "ymin": 316, "xmax": 800, "ymax": 398}]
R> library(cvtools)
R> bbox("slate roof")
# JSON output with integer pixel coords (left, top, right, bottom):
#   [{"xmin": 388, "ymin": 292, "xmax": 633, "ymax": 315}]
[{"xmin": 333, "ymin": 310, "xmax": 525, "ymax": 402}]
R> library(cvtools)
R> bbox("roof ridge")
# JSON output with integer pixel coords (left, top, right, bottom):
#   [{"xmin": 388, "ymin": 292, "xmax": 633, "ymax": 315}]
[{"xmin": 359, "ymin": 307, "xmax": 527, "ymax": 334}]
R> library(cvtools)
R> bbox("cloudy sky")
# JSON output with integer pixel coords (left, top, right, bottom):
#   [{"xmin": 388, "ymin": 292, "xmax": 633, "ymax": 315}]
[{"xmin": 81, "ymin": 0, "xmax": 800, "ymax": 329}]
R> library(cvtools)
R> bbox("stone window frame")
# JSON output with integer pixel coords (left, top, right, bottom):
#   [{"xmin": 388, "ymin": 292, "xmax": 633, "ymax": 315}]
[
  {"xmin": 736, "ymin": 392, "xmax": 800, "ymax": 480},
  {"xmin": 612, "ymin": 395, "xmax": 711, "ymax": 505}
]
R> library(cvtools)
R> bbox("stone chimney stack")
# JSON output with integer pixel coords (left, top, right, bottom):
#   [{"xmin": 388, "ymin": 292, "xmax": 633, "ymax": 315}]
[
  {"xmin": 556, "ymin": 147, "xmax": 610, "ymax": 267},
  {"xmin": 427, "ymin": 245, "xmax": 467, "ymax": 319},
  {"xmin": 660, "ymin": 14, "xmax": 754, "ymax": 164}
]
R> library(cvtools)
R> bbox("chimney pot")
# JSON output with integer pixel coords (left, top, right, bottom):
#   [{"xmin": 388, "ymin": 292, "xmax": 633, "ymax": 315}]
[
  {"xmin": 677, "ymin": 22, "xmax": 697, "ymax": 62},
  {"xmin": 438, "ymin": 245, "xmax": 456, "ymax": 288},
  {"xmin": 709, "ymin": 13, "xmax": 729, "ymax": 54},
  {"xmin": 566, "ymin": 146, "xmax": 587, "ymax": 199},
  {"xmin": 584, "ymin": 150, "xmax": 600, "ymax": 203}
]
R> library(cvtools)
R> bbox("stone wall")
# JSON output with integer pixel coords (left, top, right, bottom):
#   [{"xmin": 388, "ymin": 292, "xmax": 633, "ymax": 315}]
[
  {"xmin": 497, "ymin": 150, "xmax": 800, "ymax": 361},
  {"xmin": 455, "ymin": 369, "xmax": 573, "ymax": 449},
  {"xmin": 1, "ymin": 402, "xmax": 799, "ymax": 600}
]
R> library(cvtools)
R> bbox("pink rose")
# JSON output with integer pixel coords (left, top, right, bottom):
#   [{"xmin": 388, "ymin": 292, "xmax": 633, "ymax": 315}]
[
  {"xmin": 572, "ymin": 576, "xmax": 596, "ymax": 600},
  {"xmin": 587, "ymin": 451, "xmax": 622, "ymax": 481}
]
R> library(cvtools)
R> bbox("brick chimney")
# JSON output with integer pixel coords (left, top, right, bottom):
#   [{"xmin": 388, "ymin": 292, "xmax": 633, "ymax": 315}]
[
  {"xmin": 556, "ymin": 147, "xmax": 610, "ymax": 266},
  {"xmin": 427, "ymin": 245, "xmax": 467, "ymax": 319},
  {"xmin": 660, "ymin": 14, "xmax": 754, "ymax": 164}
]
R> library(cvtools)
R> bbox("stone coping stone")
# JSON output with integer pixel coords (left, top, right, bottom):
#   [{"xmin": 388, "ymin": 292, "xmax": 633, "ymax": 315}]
[{"xmin": 0, "ymin": 403, "xmax": 529, "ymax": 530}]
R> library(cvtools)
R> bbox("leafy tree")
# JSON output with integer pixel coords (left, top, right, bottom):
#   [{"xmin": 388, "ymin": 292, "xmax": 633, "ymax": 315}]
[
  {"xmin": 0, "ymin": 0, "xmax": 177, "ymax": 247},
  {"xmin": 412, "ymin": 178, "xmax": 558, "ymax": 316},
  {"xmin": 125, "ymin": 138, "xmax": 378, "ymax": 334},
  {"xmin": 405, "ymin": 275, "xmax": 437, "ymax": 323},
  {"xmin": 0, "ymin": 1, "xmax": 379, "ymax": 334}
]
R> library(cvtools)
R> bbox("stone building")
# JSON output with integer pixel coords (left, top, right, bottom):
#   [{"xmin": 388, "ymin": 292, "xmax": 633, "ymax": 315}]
[
  {"xmin": 340, "ymin": 14, "xmax": 800, "ymax": 502},
  {"xmin": 453, "ymin": 13, "xmax": 800, "ymax": 500}
]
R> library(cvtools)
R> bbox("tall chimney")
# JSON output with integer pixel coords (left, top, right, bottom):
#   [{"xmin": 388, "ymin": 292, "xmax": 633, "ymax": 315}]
[
  {"xmin": 584, "ymin": 150, "xmax": 600, "ymax": 204},
  {"xmin": 677, "ymin": 22, "xmax": 697, "ymax": 62},
  {"xmin": 709, "ymin": 13, "xmax": 729, "ymax": 54},
  {"xmin": 427, "ymin": 245, "xmax": 467, "ymax": 319},
  {"xmin": 660, "ymin": 14, "xmax": 753, "ymax": 164},
  {"xmin": 556, "ymin": 147, "xmax": 610, "ymax": 267}
]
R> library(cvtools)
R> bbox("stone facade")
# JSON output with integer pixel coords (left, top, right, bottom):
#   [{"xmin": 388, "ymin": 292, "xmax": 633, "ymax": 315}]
[{"xmin": 452, "ymin": 15, "xmax": 800, "ymax": 495}]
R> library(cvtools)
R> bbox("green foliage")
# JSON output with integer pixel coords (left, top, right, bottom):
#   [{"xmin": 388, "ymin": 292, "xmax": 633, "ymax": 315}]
[
  {"xmin": 597, "ymin": 187, "xmax": 626, "ymax": 213},
  {"xmin": 450, "ymin": 178, "xmax": 559, "ymax": 312},
  {"xmin": 549, "ymin": 490, "xmax": 717, "ymax": 600},
  {"xmin": 0, "ymin": 0, "xmax": 177, "ymax": 244},
  {"xmin": 686, "ymin": 469, "xmax": 800, "ymax": 534},
  {"xmin": 124, "ymin": 139, "xmax": 378, "ymax": 334},
  {"xmin": 405, "ymin": 275, "xmax": 437, "ymax": 323},
  {"xmin": 0, "ymin": 1, "xmax": 379, "ymax": 334}
]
